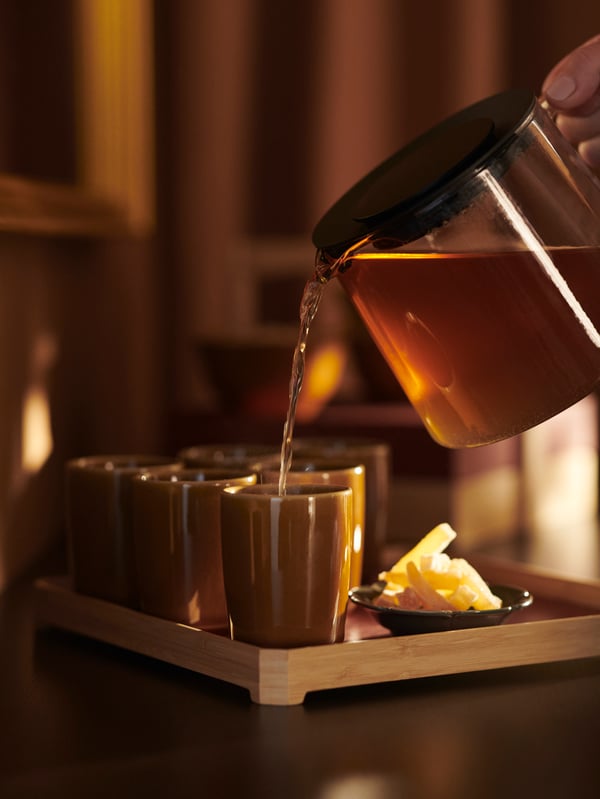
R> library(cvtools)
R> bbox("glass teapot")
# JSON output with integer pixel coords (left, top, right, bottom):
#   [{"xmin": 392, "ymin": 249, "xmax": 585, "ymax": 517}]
[{"xmin": 312, "ymin": 89, "xmax": 600, "ymax": 448}]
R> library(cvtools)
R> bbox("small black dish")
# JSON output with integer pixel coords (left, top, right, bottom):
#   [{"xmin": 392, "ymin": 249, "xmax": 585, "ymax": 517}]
[{"xmin": 349, "ymin": 580, "xmax": 533, "ymax": 636}]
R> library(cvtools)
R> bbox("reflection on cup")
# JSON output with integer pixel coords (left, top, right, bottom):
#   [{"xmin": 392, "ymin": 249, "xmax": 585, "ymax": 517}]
[
  {"xmin": 65, "ymin": 455, "xmax": 180, "ymax": 607},
  {"xmin": 263, "ymin": 459, "xmax": 365, "ymax": 590},
  {"xmin": 132, "ymin": 468, "xmax": 256, "ymax": 627},
  {"xmin": 220, "ymin": 483, "xmax": 352, "ymax": 648},
  {"xmin": 291, "ymin": 438, "xmax": 391, "ymax": 581}
]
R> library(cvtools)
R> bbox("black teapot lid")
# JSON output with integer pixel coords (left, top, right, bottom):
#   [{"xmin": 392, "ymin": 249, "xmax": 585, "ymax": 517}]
[{"xmin": 312, "ymin": 88, "xmax": 536, "ymax": 257}]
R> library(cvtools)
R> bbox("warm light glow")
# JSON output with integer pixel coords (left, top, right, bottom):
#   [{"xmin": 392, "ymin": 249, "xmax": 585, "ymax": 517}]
[
  {"xmin": 21, "ymin": 387, "xmax": 53, "ymax": 474},
  {"xmin": 379, "ymin": 344, "xmax": 428, "ymax": 402},
  {"xmin": 353, "ymin": 251, "xmax": 460, "ymax": 260},
  {"xmin": 353, "ymin": 523, "xmax": 362, "ymax": 555},
  {"xmin": 304, "ymin": 343, "xmax": 347, "ymax": 401},
  {"xmin": 74, "ymin": 0, "xmax": 155, "ymax": 233},
  {"xmin": 522, "ymin": 399, "xmax": 599, "ymax": 578},
  {"xmin": 187, "ymin": 590, "xmax": 200, "ymax": 625},
  {"xmin": 20, "ymin": 332, "xmax": 57, "ymax": 476},
  {"xmin": 318, "ymin": 774, "xmax": 409, "ymax": 798},
  {"xmin": 297, "ymin": 342, "xmax": 348, "ymax": 421}
]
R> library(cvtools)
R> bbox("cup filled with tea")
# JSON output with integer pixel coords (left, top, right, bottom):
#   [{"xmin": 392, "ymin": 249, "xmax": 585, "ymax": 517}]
[
  {"xmin": 132, "ymin": 467, "xmax": 257, "ymax": 627},
  {"xmin": 65, "ymin": 454, "xmax": 181, "ymax": 607},
  {"xmin": 220, "ymin": 483, "xmax": 353, "ymax": 648},
  {"xmin": 290, "ymin": 437, "xmax": 391, "ymax": 581},
  {"xmin": 262, "ymin": 459, "xmax": 365, "ymax": 590}
]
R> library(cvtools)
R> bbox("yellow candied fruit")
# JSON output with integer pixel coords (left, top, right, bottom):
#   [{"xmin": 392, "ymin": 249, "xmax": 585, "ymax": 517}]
[
  {"xmin": 447, "ymin": 583, "xmax": 478, "ymax": 611},
  {"xmin": 452, "ymin": 558, "xmax": 502, "ymax": 610},
  {"xmin": 378, "ymin": 523, "xmax": 502, "ymax": 612},
  {"xmin": 420, "ymin": 569, "xmax": 461, "ymax": 591},
  {"xmin": 406, "ymin": 561, "xmax": 456, "ymax": 611},
  {"xmin": 420, "ymin": 552, "xmax": 451, "ymax": 572},
  {"xmin": 380, "ymin": 522, "xmax": 457, "ymax": 579},
  {"xmin": 378, "ymin": 570, "xmax": 409, "ymax": 590}
]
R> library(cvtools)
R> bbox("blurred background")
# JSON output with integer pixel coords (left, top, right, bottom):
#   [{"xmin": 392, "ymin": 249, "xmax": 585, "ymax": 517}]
[{"xmin": 1, "ymin": 0, "xmax": 599, "ymax": 590}]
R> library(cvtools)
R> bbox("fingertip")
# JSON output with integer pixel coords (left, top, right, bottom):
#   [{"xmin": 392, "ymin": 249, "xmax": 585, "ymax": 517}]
[
  {"xmin": 543, "ymin": 38, "xmax": 600, "ymax": 109},
  {"xmin": 544, "ymin": 75, "xmax": 577, "ymax": 104}
]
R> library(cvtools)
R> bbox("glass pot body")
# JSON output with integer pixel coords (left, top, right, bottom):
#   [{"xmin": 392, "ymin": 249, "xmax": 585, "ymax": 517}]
[{"xmin": 337, "ymin": 103, "xmax": 600, "ymax": 447}]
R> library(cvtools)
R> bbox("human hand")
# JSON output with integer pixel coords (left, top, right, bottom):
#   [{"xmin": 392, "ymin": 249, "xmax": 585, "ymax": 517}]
[{"xmin": 542, "ymin": 34, "xmax": 600, "ymax": 170}]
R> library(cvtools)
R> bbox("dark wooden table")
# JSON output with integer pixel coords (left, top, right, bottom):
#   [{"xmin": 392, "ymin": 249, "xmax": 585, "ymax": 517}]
[{"xmin": 2, "ymin": 551, "xmax": 600, "ymax": 799}]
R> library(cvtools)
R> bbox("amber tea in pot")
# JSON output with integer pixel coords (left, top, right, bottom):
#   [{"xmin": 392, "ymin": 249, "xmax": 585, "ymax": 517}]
[{"xmin": 312, "ymin": 89, "xmax": 600, "ymax": 448}]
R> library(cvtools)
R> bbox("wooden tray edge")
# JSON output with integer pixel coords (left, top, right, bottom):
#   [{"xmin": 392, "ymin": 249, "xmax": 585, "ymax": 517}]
[
  {"xmin": 33, "ymin": 569, "xmax": 600, "ymax": 706},
  {"xmin": 469, "ymin": 554, "xmax": 600, "ymax": 609},
  {"xmin": 34, "ymin": 576, "xmax": 264, "ymax": 697}
]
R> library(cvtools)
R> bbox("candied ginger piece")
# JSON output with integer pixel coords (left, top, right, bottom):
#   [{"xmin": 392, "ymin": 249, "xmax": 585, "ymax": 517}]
[
  {"xmin": 451, "ymin": 558, "xmax": 502, "ymax": 610},
  {"xmin": 420, "ymin": 569, "xmax": 461, "ymax": 591},
  {"xmin": 420, "ymin": 552, "xmax": 460, "ymax": 590},
  {"xmin": 375, "ymin": 592, "xmax": 400, "ymax": 608},
  {"xmin": 376, "ymin": 586, "xmax": 424, "ymax": 610},
  {"xmin": 380, "ymin": 523, "xmax": 457, "ymax": 579},
  {"xmin": 379, "ymin": 570, "xmax": 409, "ymax": 590},
  {"xmin": 420, "ymin": 552, "xmax": 451, "ymax": 572},
  {"xmin": 406, "ymin": 561, "xmax": 455, "ymax": 611},
  {"xmin": 447, "ymin": 583, "xmax": 478, "ymax": 611},
  {"xmin": 378, "ymin": 523, "xmax": 502, "ymax": 611},
  {"xmin": 395, "ymin": 586, "xmax": 423, "ymax": 610}
]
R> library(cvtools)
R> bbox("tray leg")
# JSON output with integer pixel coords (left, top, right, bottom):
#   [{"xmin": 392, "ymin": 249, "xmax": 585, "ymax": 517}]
[{"xmin": 249, "ymin": 685, "xmax": 307, "ymax": 706}]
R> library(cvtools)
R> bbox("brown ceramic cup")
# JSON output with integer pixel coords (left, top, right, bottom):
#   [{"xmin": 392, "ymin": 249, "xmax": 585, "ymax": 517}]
[
  {"xmin": 65, "ymin": 455, "xmax": 180, "ymax": 607},
  {"xmin": 177, "ymin": 443, "xmax": 280, "ymax": 473},
  {"xmin": 263, "ymin": 459, "xmax": 365, "ymax": 591},
  {"xmin": 291, "ymin": 437, "xmax": 391, "ymax": 581},
  {"xmin": 132, "ymin": 467, "xmax": 256, "ymax": 627},
  {"xmin": 220, "ymin": 483, "xmax": 352, "ymax": 648}
]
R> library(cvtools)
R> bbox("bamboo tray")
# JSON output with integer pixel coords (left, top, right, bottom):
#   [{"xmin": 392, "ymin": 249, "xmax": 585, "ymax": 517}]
[{"xmin": 34, "ymin": 556, "xmax": 600, "ymax": 706}]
